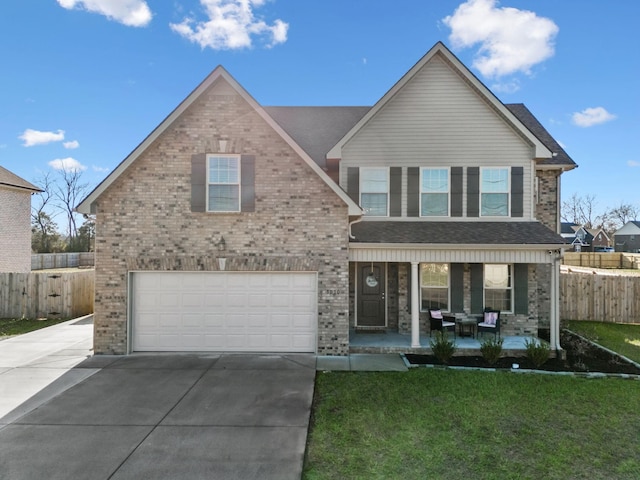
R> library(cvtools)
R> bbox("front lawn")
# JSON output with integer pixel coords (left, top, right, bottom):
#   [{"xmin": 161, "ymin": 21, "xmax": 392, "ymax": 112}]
[
  {"xmin": 304, "ymin": 369, "xmax": 640, "ymax": 479},
  {"xmin": 0, "ymin": 317, "xmax": 70, "ymax": 337},
  {"xmin": 565, "ymin": 320, "xmax": 640, "ymax": 363}
]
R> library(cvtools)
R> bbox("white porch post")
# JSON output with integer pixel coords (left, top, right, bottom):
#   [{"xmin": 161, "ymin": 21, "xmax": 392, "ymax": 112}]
[
  {"xmin": 411, "ymin": 261, "xmax": 420, "ymax": 348},
  {"xmin": 550, "ymin": 253, "xmax": 561, "ymax": 351}
]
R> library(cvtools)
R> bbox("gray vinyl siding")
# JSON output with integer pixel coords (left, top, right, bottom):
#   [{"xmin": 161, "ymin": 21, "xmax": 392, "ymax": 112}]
[{"xmin": 339, "ymin": 55, "xmax": 534, "ymax": 221}]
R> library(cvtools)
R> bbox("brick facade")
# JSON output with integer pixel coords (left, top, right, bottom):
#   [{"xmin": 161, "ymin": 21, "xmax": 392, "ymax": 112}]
[
  {"xmin": 536, "ymin": 170, "xmax": 560, "ymax": 232},
  {"xmin": 0, "ymin": 187, "xmax": 32, "ymax": 273},
  {"xmin": 92, "ymin": 80, "xmax": 350, "ymax": 355}
]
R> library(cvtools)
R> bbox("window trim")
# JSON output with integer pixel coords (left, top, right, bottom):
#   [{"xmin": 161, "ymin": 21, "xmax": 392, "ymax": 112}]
[
  {"xmin": 420, "ymin": 167, "xmax": 450, "ymax": 217},
  {"xmin": 480, "ymin": 167, "xmax": 510, "ymax": 217},
  {"xmin": 419, "ymin": 263, "xmax": 450, "ymax": 312},
  {"xmin": 359, "ymin": 167, "xmax": 389, "ymax": 217},
  {"xmin": 206, "ymin": 154, "xmax": 241, "ymax": 213},
  {"xmin": 483, "ymin": 263, "xmax": 513, "ymax": 313}
]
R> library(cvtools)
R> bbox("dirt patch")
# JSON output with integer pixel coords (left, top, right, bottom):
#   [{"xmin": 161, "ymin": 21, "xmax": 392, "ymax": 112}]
[{"xmin": 405, "ymin": 330, "xmax": 640, "ymax": 375}]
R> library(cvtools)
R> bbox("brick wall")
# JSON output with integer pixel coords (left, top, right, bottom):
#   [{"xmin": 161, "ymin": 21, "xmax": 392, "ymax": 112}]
[
  {"xmin": 536, "ymin": 170, "xmax": 560, "ymax": 232},
  {"xmin": 0, "ymin": 187, "xmax": 32, "ymax": 273},
  {"xmin": 93, "ymin": 80, "xmax": 350, "ymax": 355}
]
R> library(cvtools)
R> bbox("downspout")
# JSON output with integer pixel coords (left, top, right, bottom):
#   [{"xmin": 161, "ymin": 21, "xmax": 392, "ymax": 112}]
[
  {"xmin": 348, "ymin": 216, "xmax": 364, "ymax": 240},
  {"xmin": 550, "ymin": 249, "xmax": 563, "ymax": 354}
]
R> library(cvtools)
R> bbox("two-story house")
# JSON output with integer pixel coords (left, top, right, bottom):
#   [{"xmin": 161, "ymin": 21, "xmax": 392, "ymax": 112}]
[{"xmin": 77, "ymin": 42, "xmax": 575, "ymax": 356}]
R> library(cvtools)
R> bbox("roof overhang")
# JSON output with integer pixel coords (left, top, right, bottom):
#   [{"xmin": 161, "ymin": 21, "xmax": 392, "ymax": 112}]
[{"xmin": 349, "ymin": 242, "xmax": 565, "ymax": 264}]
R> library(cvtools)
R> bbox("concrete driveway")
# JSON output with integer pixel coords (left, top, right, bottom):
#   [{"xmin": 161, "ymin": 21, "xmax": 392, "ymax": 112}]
[{"xmin": 0, "ymin": 324, "xmax": 316, "ymax": 480}]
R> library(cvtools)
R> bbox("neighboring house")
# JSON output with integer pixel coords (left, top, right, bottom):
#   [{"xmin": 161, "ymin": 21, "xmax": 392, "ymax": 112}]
[
  {"xmin": 561, "ymin": 222, "xmax": 589, "ymax": 251},
  {"xmin": 560, "ymin": 223, "xmax": 610, "ymax": 252},
  {"xmin": 614, "ymin": 221, "xmax": 640, "ymax": 252},
  {"xmin": 77, "ymin": 42, "xmax": 576, "ymax": 356},
  {"xmin": 0, "ymin": 166, "xmax": 42, "ymax": 272},
  {"xmin": 587, "ymin": 228, "xmax": 611, "ymax": 249}
]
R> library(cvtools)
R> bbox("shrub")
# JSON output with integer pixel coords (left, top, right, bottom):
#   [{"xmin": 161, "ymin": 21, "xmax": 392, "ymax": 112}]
[
  {"xmin": 430, "ymin": 331, "xmax": 456, "ymax": 364},
  {"xmin": 525, "ymin": 338, "xmax": 550, "ymax": 368},
  {"xmin": 480, "ymin": 337, "xmax": 504, "ymax": 366}
]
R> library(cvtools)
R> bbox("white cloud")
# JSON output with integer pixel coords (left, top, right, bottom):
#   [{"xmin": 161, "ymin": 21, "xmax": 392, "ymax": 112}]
[
  {"xmin": 49, "ymin": 157, "xmax": 87, "ymax": 172},
  {"xmin": 170, "ymin": 0, "xmax": 289, "ymax": 50},
  {"xmin": 628, "ymin": 160, "xmax": 640, "ymax": 168},
  {"xmin": 56, "ymin": 0, "xmax": 152, "ymax": 27},
  {"xmin": 572, "ymin": 107, "xmax": 616, "ymax": 127},
  {"xmin": 491, "ymin": 79, "xmax": 520, "ymax": 94},
  {"xmin": 63, "ymin": 140, "xmax": 80, "ymax": 149},
  {"xmin": 442, "ymin": 0, "xmax": 558, "ymax": 78},
  {"xmin": 19, "ymin": 129, "xmax": 65, "ymax": 147}
]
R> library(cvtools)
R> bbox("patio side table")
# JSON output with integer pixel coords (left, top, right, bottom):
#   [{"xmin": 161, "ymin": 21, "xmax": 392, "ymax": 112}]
[{"xmin": 456, "ymin": 318, "xmax": 476, "ymax": 338}]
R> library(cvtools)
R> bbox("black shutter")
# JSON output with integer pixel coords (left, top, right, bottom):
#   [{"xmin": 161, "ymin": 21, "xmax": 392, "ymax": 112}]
[
  {"xmin": 514, "ymin": 263, "xmax": 528, "ymax": 314},
  {"xmin": 347, "ymin": 167, "xmax": 359, "ymax": 204},
  {"xmin": 407, "ymin": 167, "xmax": 420, "ymax": 217},
  {"xmin": 191, "ymin": 153, "xmax": 207, "ymax": 212},
  {"xmin": 241, "ymin": 155, "xmax": 255, "ymax": 212},
  {"xmin": 451, "ymin": 167, "xmax": 463, "ymax": 217},
  {"xmin": 511, "ymin": 166, "xmax": 524, "ymax": 217},
  {"xmin": 470, "ymin": 263, "xmax": 483, "ymax": 314},
  {"xmin": 390, "ymin": 167, "xmax": 402, "ymax": 217},
  {"xmin": 450, "ymin": 263, "xmax": 464, "ymax": 312},
  {"xmin": 467, "ymin": 167, "xmax": 479, "ymax": 217}
]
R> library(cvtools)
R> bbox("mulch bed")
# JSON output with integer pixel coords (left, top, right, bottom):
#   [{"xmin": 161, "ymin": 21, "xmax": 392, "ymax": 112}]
[{"xmin": 405, "ymin": 330, "xmax": 640, "ymax": 375}]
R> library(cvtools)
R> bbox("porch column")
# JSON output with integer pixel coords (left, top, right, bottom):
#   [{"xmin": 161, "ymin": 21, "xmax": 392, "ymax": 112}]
[
  {"xmin": 550, "ymin": 252, "xmax": 561, "ymax": 351},
  {"xmin": 411, "ymin": 261, "xmax": 420, "ymax": 348}
]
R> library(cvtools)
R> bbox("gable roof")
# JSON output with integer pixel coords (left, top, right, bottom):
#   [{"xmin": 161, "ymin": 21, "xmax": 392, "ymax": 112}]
[
  {"xmin": 0, "ymin": 165, "xmax": 42, "ymax": 193},
  {"xmin": 327, "ymin": 42, "xmax": 554, "ymax": 162},
  {"xmin": 615, "ymin": 220, "xmax": 640, "ymax": 235},
  {"xmin": 76, "ymin": 67, "xmax": 362, "ymax": 216}
]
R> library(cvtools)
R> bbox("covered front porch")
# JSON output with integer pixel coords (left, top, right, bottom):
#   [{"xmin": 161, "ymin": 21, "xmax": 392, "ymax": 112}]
[{"xmin": 349, "ymin": 329, "xmax": 542, "ymax": 356}]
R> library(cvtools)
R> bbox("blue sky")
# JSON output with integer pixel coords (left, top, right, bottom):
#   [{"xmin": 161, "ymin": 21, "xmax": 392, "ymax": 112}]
[{"xmin": 1, "ymin": 0, "xmax": 638, "ymax": 221}]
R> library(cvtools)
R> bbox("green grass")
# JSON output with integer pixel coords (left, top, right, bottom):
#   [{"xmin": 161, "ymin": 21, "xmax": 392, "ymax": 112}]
[
  {"xmin": 0, "ymin": 317, "xmax": 71, "ymax": 337},
  {"xmin": 565, "ymin": 321, "xmax": 640, "ymax": 363},
  {"xmin": 304, "ymin": 369, "xmax": 640, "ymax": 480}
]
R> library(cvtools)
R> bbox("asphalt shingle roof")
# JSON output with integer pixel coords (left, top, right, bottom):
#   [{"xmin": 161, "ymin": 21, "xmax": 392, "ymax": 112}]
[
  {"xmin": 265, "ymin": 106, "xmax": 370, "ymax": 169},
  {"xmin": 266, "ymin": 104, "xmax": 575, "ymax": 170},
  {"xmin": 0, "ymin": 165, "xmax": 42, "ymax": 192},
  {"xmin": 350, "ymin": 221, "xmax": 567, "ymax": 245}
]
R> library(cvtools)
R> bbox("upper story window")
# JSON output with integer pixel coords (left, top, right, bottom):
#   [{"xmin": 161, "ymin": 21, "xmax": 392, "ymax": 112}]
[
  {"xmin": 207, "ymin": 155, "xmax": 240, "ymax": 212},
  {"xmin": 481, "ymin": 167, "xmax": 509, "ymax": 216},
  {"xmin": 484, "ymin": 264, "xmax": 512, "ymax": 312},
  {"xmin": 360, "ymin": 167, "xmax": 388, "ymax": 216},
  {"xmin": 421, "ymin": 168, "xmax": 449, "ymax": 216}
]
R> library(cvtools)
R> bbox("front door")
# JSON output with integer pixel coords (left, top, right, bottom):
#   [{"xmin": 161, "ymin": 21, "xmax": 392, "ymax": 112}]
[{"xmin": 357, "ymin": 262, "xmax": 386, "ymax": 327}]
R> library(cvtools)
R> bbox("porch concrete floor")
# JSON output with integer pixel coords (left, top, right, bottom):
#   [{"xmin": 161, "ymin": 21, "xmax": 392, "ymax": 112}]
[{"xmin": 350, "ymin": 330, "xmax": 538, "ymax": 355}]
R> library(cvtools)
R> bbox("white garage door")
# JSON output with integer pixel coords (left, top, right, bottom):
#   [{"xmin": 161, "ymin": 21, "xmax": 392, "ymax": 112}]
[{"xmin": 131, "ymin": 272, "xmax": 317, "ymax": 352}]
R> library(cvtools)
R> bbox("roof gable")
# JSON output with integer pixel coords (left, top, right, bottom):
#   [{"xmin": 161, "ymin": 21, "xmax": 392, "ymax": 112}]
[
  {"xmin": 615, "ymin": 221, "xmax": 640, "ymax": 235},
  {"xmin": 77, "ymin": 67, "xmax": 362, "ymax": 215},
  {"xmin": 327, "ymin": 42, "xmax": 552, "ymax": 162}
]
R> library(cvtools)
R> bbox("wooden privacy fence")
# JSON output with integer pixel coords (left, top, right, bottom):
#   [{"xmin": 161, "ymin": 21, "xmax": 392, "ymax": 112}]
[
  {"xmin": 560, "ymin": 272, "xmax": 640, "ymax": 323},
  {"xmin": 31, "ymin": 252, "xmax": 95, "ymax": 270},
  {"xmin": 0, "ymin": 270, "xmax": 94, "ymax": 319},
  {"xmin": 563, "ymin": 252, "xmax": 640, "ymax": 270}
]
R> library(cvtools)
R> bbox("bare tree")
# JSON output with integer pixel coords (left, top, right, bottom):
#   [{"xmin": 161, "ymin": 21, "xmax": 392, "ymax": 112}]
[
  {"xmin": 54, "ymin": 167, "xmax": 89, "ymax": 239},
  {"xmin": 31, "ymin": 172, "xmax": 57, "ymax": 252},
  {"xmin": 607, "ymin": 202, "xmax": 639, "ymax": 228},
  {"xmin": 561, "ymin": 193, "xmax": 600, "ymax": 228}
]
